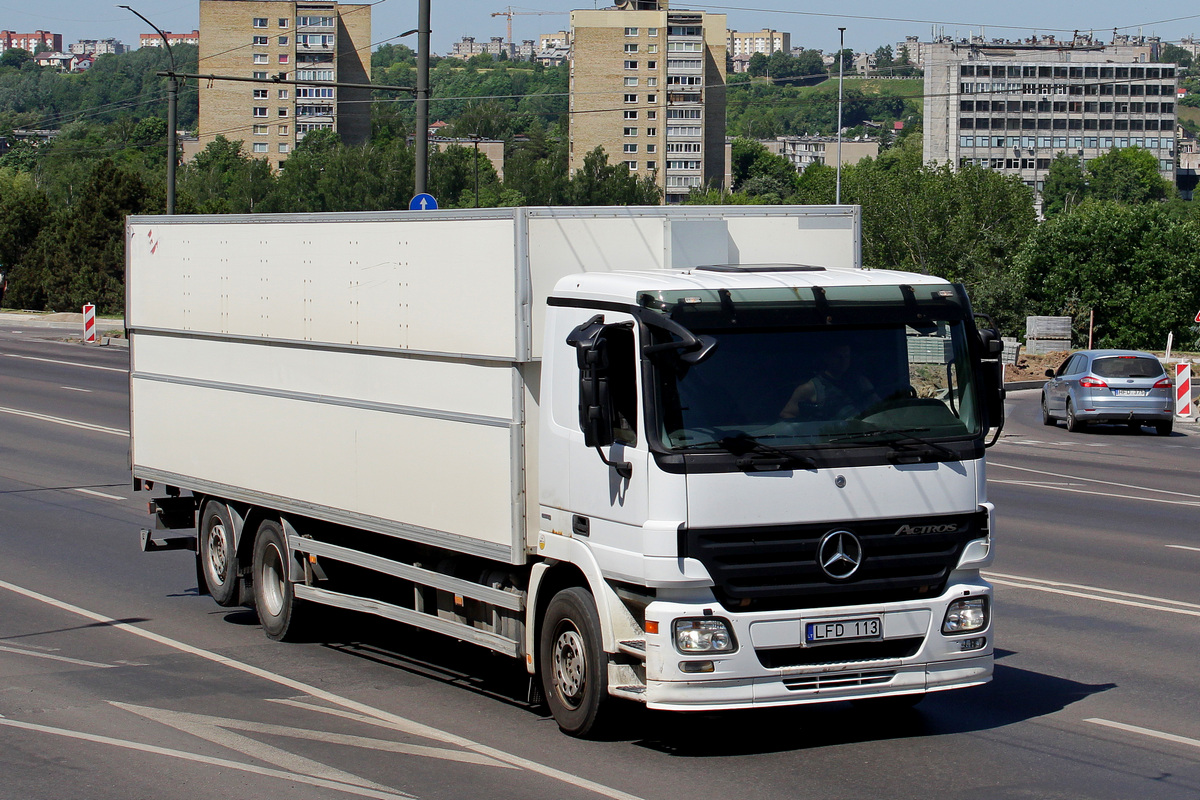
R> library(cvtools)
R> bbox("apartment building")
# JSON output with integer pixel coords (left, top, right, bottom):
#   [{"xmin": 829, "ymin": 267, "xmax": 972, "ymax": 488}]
[
  {"xmin": 924, "ymin": 41, "xmax": 1178, "ymax": 195},
  {"xmin": 140, "ymin": 31, "xmax": 200, "ymax": 48},
  {"xmin": 198, "ymin": 0, "xmax": 370, "ymax": 170},
  {"xmin": 727, "ymin": 28, "xmax": 789, "ymax": 58},
  {"xmin": 1, "ymin": 30, "xmax": 62, "ymax": 53},
  {"xmin": 569, "ymin": 1, "xmax": 726, "ymax": 203},
  {"xmin": 69, "ymin": 39, "xmax": 128, "ymax": 56},
  {"xmin": 767, "ymin": 136, "xmax": 879, "ymax": 171}
]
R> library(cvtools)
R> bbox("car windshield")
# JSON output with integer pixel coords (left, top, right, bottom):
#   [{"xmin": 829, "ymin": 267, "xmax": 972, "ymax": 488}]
[
  {"xmin": 1091, "ymin": 356, "xmax": 1164, "ymax": 379},
  {"xmin": 641, "ymin": 284, "xmax": 983, "ymax": 451}
]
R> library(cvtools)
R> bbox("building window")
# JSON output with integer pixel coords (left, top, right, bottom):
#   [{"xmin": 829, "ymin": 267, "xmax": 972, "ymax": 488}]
[
  {"xmin": 646, "ymin": 95, "xmax": 656, "ymax": 104},
  {"xmin": 624, "ymin": 110, "xmax": 638, "ymax": 119},
  {"xmin": 648, "ymin": 27, "xmax": 658, "ymax": 37},
  {"xmin": 626, "ymin": 161, "xmax": 638, "ymax": 171},
  {"xmin": 278, "ymin": 89, "xmax": 289, "ymax": 99},
  {"xmin": 278, "ymin": 107, "xmax": 289, "ymax": 117},
  {"xmin": 624, "ymin": 93, "xmax": 637, "ymax": 103},
  {"xmin": 646, "ymin": 144, "xmax": 657, "ymax": 153},
  {"xmin": 252, "ymin": 142, "xmax": 268, "ymax": 152},
  {"xmin": 624, "ymin": 60, "xmax": 637, "ymax": 70},
  {"xmin": 646, "ymin": 127, "xmax": 657, "ymax": 136},
  {"xmin": 279, "ymin": 54, "xmax": 289, "ymax": 64},
  {"xmin": 624, "ymin": 27, "xmax": 638, "ymax": 36},
  {"xmin": 279, "ymin": 125, "xmax": 289, "ymax": 135},
  {"xmin": 647, "ymin": 44, "xmax": 658, "ymax": 54},
  {"xmin": 625, "ymin": 44, "xmax": 638, "ymax": 53},
  {"xmin": 253, "ymin": 71, "xmax": 268, "ymax": 79},
  {"xmin": 279, "ymin": 18, "xmax": 290, "ymax": 28},
  {"xmin": 253, "ymin": 18, "xmax": 268, "ymax": 28},
  {"xmin": 647, "ymin": 61, "xmax": 657, "ymax": 69},
  {"xmin": 623, "ymin": 127, "xmax": 637, "ymax": 136},
  {"xmin": 647, "ymin": 110, "xmax": 657, "ymax": 120},
  {"xmin": 254, "ymin": 53, "xmax": 269, "ymax": 64},
  {"xmin": 646, "ymin": 77, "xmax": 658, "ymax": 87},
  {"xmin": 624, "ymin": 77, "xmax": 638, "ymax": 87},
  {"xmin": 254, "ymin": 124, "xmax": 269, "ymax": 135},
  {"xmin": 253, "ymin": 88, "xmax": 268, "ymax": 98},
  {"xmin": 279, "ymin": 143, "xmax": 290, "ymax": 153},
  {"xmin": 624, "ymin": 143, "xmax": 638, "ymax": 153},
  {"xmin": 253, "ymin": 107, "xmax": 268, "ymax": 117},
  {"xmin": 278, "ymin": 36, "xmax": 288, "ymax": 45},
  {"xmin": 646, "ymin": 161, "xmax": 656, "ymax": 170},
  {"xmin": 253, "ymin": 35, "xmax": 269, "ymax": 45}
]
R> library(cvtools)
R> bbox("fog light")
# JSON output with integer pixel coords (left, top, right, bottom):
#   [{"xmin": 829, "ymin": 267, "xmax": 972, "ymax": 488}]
[
  {"xmin": 673, "ymin": 618, "xmax": 736, "ymax": 653},
  {"xmin": 942, "ymin": 597, "xmax": 988, "ymax": 634},
  {"xmin": 958, "ymin": 637, "xmax": 987, "ymax": 652},
  {"xmin": 679, "ymin": 660, "xmax": 715, "ymax": 673}
]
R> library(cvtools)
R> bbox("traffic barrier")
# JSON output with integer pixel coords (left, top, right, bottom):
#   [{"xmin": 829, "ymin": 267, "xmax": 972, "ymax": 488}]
[
  {"xmin": 1176, "ymin": 363, "xmax": 1192, "ymax": 418},
  {"xmin": 83, "ymin": 303, "xmax": 96, "ymax": 344}
]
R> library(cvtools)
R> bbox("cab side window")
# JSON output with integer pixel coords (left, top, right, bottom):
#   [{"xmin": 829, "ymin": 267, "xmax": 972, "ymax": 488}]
[{"xmin": 601, "ymin": 325, "xmax": 638, "ymax": 445}]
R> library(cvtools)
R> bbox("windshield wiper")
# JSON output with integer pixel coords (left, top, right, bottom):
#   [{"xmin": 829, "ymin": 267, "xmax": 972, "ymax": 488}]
[
  {"xmin": 717, "ymin": 433, "xmax": 818, "ymax": 471},
  {"xmin": 827, "ymin": 427, "xmax": 956, "ymax": 460}
]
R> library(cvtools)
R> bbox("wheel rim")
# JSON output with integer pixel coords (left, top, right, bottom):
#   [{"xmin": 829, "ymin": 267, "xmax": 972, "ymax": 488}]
[
  {"xmin": 260, "ymin": 542, "xmax": 286, "ymax": 617},
  {"xmin": 205, "ymin": 522, "xmax": 229, "ymax": 584},
  {"xmin": 552, "ymin": 623, "xmax": 587, "ymax": 709}
]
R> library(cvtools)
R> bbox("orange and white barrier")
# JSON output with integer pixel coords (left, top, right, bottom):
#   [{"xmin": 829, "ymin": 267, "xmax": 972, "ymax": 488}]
[
  {"xmin": 83, "ymin": 303, "xmax": 96, "ymax": 344},
  {"xmin": 1177, "ymin": 363, "xmax": 1193, "ymax": 419}
]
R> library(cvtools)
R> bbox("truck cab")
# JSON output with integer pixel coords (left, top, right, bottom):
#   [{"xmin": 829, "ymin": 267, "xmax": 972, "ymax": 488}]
[{"xmin": 535, "ymin": 264, "xmax": 997, "ymax": 727}]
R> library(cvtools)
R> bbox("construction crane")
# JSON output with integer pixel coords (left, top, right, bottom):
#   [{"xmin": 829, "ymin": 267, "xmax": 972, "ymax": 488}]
[{"xmin": 491, "ymin": 6, "xmax": 558, "ymax": 51}]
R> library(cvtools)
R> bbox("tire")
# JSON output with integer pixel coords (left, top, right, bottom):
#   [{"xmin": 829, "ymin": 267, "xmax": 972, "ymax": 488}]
[
  {"xmin": 1040, "ymin": 394, "xmax": 1055, "ymax": 426},
  {"xmin": 1065, "ymin": 400, "xmax": 1085, "ymax": 433},
  {"xmin": 251, "ymin": 519, "xmax": 309, "ymax": 642},
  {"xmin": 1155, "ymin": 419, "xmax": 1174, "ymax": 436},
  {"xmin": 539, "ymin": 587, "xmax": 608, "ymax": 737},
  {"xmin": 198, "ymin": 501, "xmax": 239, "ymax": 607}
]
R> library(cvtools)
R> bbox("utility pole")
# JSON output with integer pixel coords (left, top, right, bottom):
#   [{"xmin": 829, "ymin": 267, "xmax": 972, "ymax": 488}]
[
  {"xmin": 836, "ymin": 27, "xmax": 846, "ymax": 205},
  {"xmin": 120, "ymin": 6, "xmax": 177, "ymax": 214},
  {"xmin": 415, "ymin": 0, "xmax": 431, "ymax": 195}
]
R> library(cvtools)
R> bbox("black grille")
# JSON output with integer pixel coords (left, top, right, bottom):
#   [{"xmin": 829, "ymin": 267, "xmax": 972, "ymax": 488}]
[
  {"xmin": 681, "ymin": 511, "xmax": 986, "ymax": 612},
  {"xmin": 757, "ymin": 637, "xmax": 924, "ymax": 669}
]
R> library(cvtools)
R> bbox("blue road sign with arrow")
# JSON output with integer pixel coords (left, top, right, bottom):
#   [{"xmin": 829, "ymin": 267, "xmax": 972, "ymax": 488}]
[{"xmin": 409, "ymin": 193, "xmax": 438, "ymax": 211}]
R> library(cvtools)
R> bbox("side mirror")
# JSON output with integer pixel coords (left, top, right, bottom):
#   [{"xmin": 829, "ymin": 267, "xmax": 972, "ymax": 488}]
[
  {"xmin": 566, "ymin": 316, "xmax": 615, "ymax": 448},
  {"xmin": 1045, "ymin": 368, "xmax": 1055, "ymax": 378}
]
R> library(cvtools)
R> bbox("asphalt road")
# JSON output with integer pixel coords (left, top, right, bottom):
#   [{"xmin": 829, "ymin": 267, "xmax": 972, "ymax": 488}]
[{"xmin": 2, "ymin": 325, "xmax": 1200, "ymax": 800}]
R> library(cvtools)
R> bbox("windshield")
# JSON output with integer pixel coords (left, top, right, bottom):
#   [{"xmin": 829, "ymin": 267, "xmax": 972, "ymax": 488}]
[{"xmin": 642, "ymin": 284, "xmax": 982, "ymax": 451}]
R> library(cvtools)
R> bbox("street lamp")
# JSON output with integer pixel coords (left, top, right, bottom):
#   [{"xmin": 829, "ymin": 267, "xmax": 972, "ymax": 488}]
[
  {"xmin": 836, "ymin": 26, "xmax": 846, "ymax": 205},
  {"xmin": 119, "ymin": 5, "xmax": 177, "ymax": 214}
]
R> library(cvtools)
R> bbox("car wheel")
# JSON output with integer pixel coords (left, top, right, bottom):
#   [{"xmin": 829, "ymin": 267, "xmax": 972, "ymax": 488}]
[
  {"xmin": 252, "ymin": 519, "xmax": 313, "ymax": 642},
  {"xmin": 199, "ymin": 501, "xmax": 240, "ymax": 607},
  {"xmin": 1041, "ymin": 394, "xmax": 1055, "ymax": 426},
  {"xmin": 1065, "ymin": 400, "xmax": 1085, "ymax": 432},
  {"xmin": 1155, "ymin": 420, "xmax": 1174, "ymax": 436}
]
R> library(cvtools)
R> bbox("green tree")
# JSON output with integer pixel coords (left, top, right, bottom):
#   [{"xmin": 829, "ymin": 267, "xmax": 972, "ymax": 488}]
[
  {"xmin": 1087, "ymin": 147, "xmax": 1174, "ymax": 204},
  {"xmin": 0, "ymin": 48, "xmax": 32, "ymax": 70},
  {"xmin": 794, "ymin": 49, "xmax": 825, "ymax": 76},
  {"xmin": 1041, "ymin": 152, "xmax": 1088, "ymax": 216},
  {"xmin": 729, "ymin": 137, "xmax": 799, "ymax": 196},
  {"xmin": 747, "ymin": 52, "xmax": 769, "ymax": 78},
  {"xmin": 565, "ymin": 147, "xmax": 660, "ymax": 206},
  {"xmin": 1012, "ymin": 201, "xmax": 1200, "ymax": 348},
  {"xmin": 1158, "ymin": 43, "xmax": 1192, "ymax": 69},
  {"xmin": 873, "ymin": 45, "xmax": 894, "ymax": 71},
  {"xmin": 179, "ymin": 135, "xmax": 275, "ymax": 213}
]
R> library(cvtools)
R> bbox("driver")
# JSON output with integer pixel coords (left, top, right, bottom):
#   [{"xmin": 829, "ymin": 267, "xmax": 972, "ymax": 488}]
[{"xmin": 780, "ymin": 343, "xmax": 880, "ymax": 420}]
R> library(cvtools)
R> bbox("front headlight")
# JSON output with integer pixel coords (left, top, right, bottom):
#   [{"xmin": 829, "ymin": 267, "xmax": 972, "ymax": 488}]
[
  {"xmin": 942, "ymin": 597, "xmax": 988, "ymax": 634},
  {"xmin": 673, "ymin": 618, "xmax": 736, "ymax": 653}
]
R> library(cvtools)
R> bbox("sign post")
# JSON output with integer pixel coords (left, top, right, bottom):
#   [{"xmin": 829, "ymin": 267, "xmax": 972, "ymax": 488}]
[{"xmin": 83, "ymin": 303, "xmax": 96, "ymax": 344}]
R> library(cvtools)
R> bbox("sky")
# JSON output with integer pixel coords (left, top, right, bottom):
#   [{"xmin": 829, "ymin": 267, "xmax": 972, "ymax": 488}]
[{"xmin": 4, "ymin": 1, "xmax": 1200, "ymax": 56}]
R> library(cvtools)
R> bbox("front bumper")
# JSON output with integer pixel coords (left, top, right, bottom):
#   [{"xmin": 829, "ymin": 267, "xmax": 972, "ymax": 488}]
[{"xmin": 640, "ymin": 578, "xmax": 992, "ymax": 711}]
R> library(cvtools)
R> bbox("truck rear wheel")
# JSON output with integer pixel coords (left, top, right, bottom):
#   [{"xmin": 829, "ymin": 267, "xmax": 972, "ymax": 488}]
[
  {"xmin": 251, "ymin": 519, "xmax": 308, "ymax": 641},
  {"xmin": 199, "ymin": 501, "xmax": 239, "ymax": 607},
  {"xmin": 539, "ymin": 587, "xmax": 608, "ymax": 737}
]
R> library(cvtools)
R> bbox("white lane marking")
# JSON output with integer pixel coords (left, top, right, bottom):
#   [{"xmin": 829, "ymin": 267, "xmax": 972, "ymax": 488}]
[
  {"xmin": 61, "ymin": 386, "xmax": 92, "ymax": 393},
  {"xmin": 0, "ymin": 643, "xmax": 117, "ymax": 669},
  {"xmin": 0, "ymin": 578, "xmax": 648, "ymax": 800},
  {"xmin": 986, "ymin": 572, "xmax": 1200, "ymax": 617},
  {"xmin": 114, "ymin": 702, "xmax": 515, "ymax": 770},
  {"xmin": 0, "ymin": 717, "xmax": 414, "ymax": 800},
  {"xmin": 989, "ymin": 461, "xmax": 1200, "ymax": 501},
  {"xmin": 987, "ymin": 479, "xmax": 1200, "ymax": 508},
  {"xmin": 72, "ymin": 488, "xmax": 127, "ymax": 501},
  {"xmin": 0, "ymin": 406, "xmax": 128, "ymax": 437},
  {"xmin": 1087, "ymin": 718, "xmax": 1200, "ymax": 751},
  {"xmin": 4, "ymin": 353, "xmax": 127, "ymax": 373},
  {"xmin": 1166, "ymin": 545, "xmax": 1200, "ymax": 553}
]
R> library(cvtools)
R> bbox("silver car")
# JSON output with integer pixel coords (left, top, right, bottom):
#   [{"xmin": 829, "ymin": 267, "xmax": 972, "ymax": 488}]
[{"xmin": 1042, "ymin": 350, "xmax": 1174, "ymax": 435}]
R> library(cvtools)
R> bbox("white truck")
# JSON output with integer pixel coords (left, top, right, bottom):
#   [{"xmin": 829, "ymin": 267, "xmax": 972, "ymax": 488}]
[{"xmin": 128, "ymin": 206, "xmax": 1004, "ymax": 736}]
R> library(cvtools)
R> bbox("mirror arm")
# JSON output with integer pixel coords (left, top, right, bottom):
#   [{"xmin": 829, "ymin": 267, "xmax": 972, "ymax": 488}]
[{"xmin": 595, "ymin": 446, "xmax": 632, "ymax": 479}]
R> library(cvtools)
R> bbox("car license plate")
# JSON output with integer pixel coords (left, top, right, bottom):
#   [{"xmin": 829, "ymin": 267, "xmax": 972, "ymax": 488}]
[
  {"xmin": 1114, "ymin": 389, "xmax": 1148, "ymax": 396},
  {"xmin": 805, "ymin": 617, "xmax": 882, "ymax": 645}
]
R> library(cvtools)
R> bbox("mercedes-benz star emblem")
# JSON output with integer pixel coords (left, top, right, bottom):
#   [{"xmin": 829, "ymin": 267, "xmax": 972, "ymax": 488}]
[{"xmin": 817, "ymin": 530, "xmax": 863, "ymax": 580}]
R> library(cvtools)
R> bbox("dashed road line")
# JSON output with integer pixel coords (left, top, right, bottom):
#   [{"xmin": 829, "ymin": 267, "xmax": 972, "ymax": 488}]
[
  {"xmin": 0, "ymin": 406, "xmax": 128, "ymax": 437},
  {"xmin": 986, "ymin": 572, "xmax": 1200, "ymax": 617},
  {"xmin": 1086, "ymin": 718, "xmax": 1200, "ymax": 752},
  {"xmin": 4, "ymin": 353, "xmax": 126, "ymax": 373},
  {"xmin": 0, "ymin": 643, "xmax": 117, "ymax": 669},
  {"xmin": 72, "ymin": 488, "xmax": 127, "ymax": 501}
]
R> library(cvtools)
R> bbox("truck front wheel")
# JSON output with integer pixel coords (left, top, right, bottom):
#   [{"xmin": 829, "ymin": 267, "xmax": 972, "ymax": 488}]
[
  {"xmin": 199, "ymin": 501, "xmax": 239, "ymax": 607},
  {"xmin": 251, "ymin": 519, "xmax": 308, "ymax": 641},
  {"xmin": 539, "ymin": 587, "xmax": 608, "ymax": 737}
]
